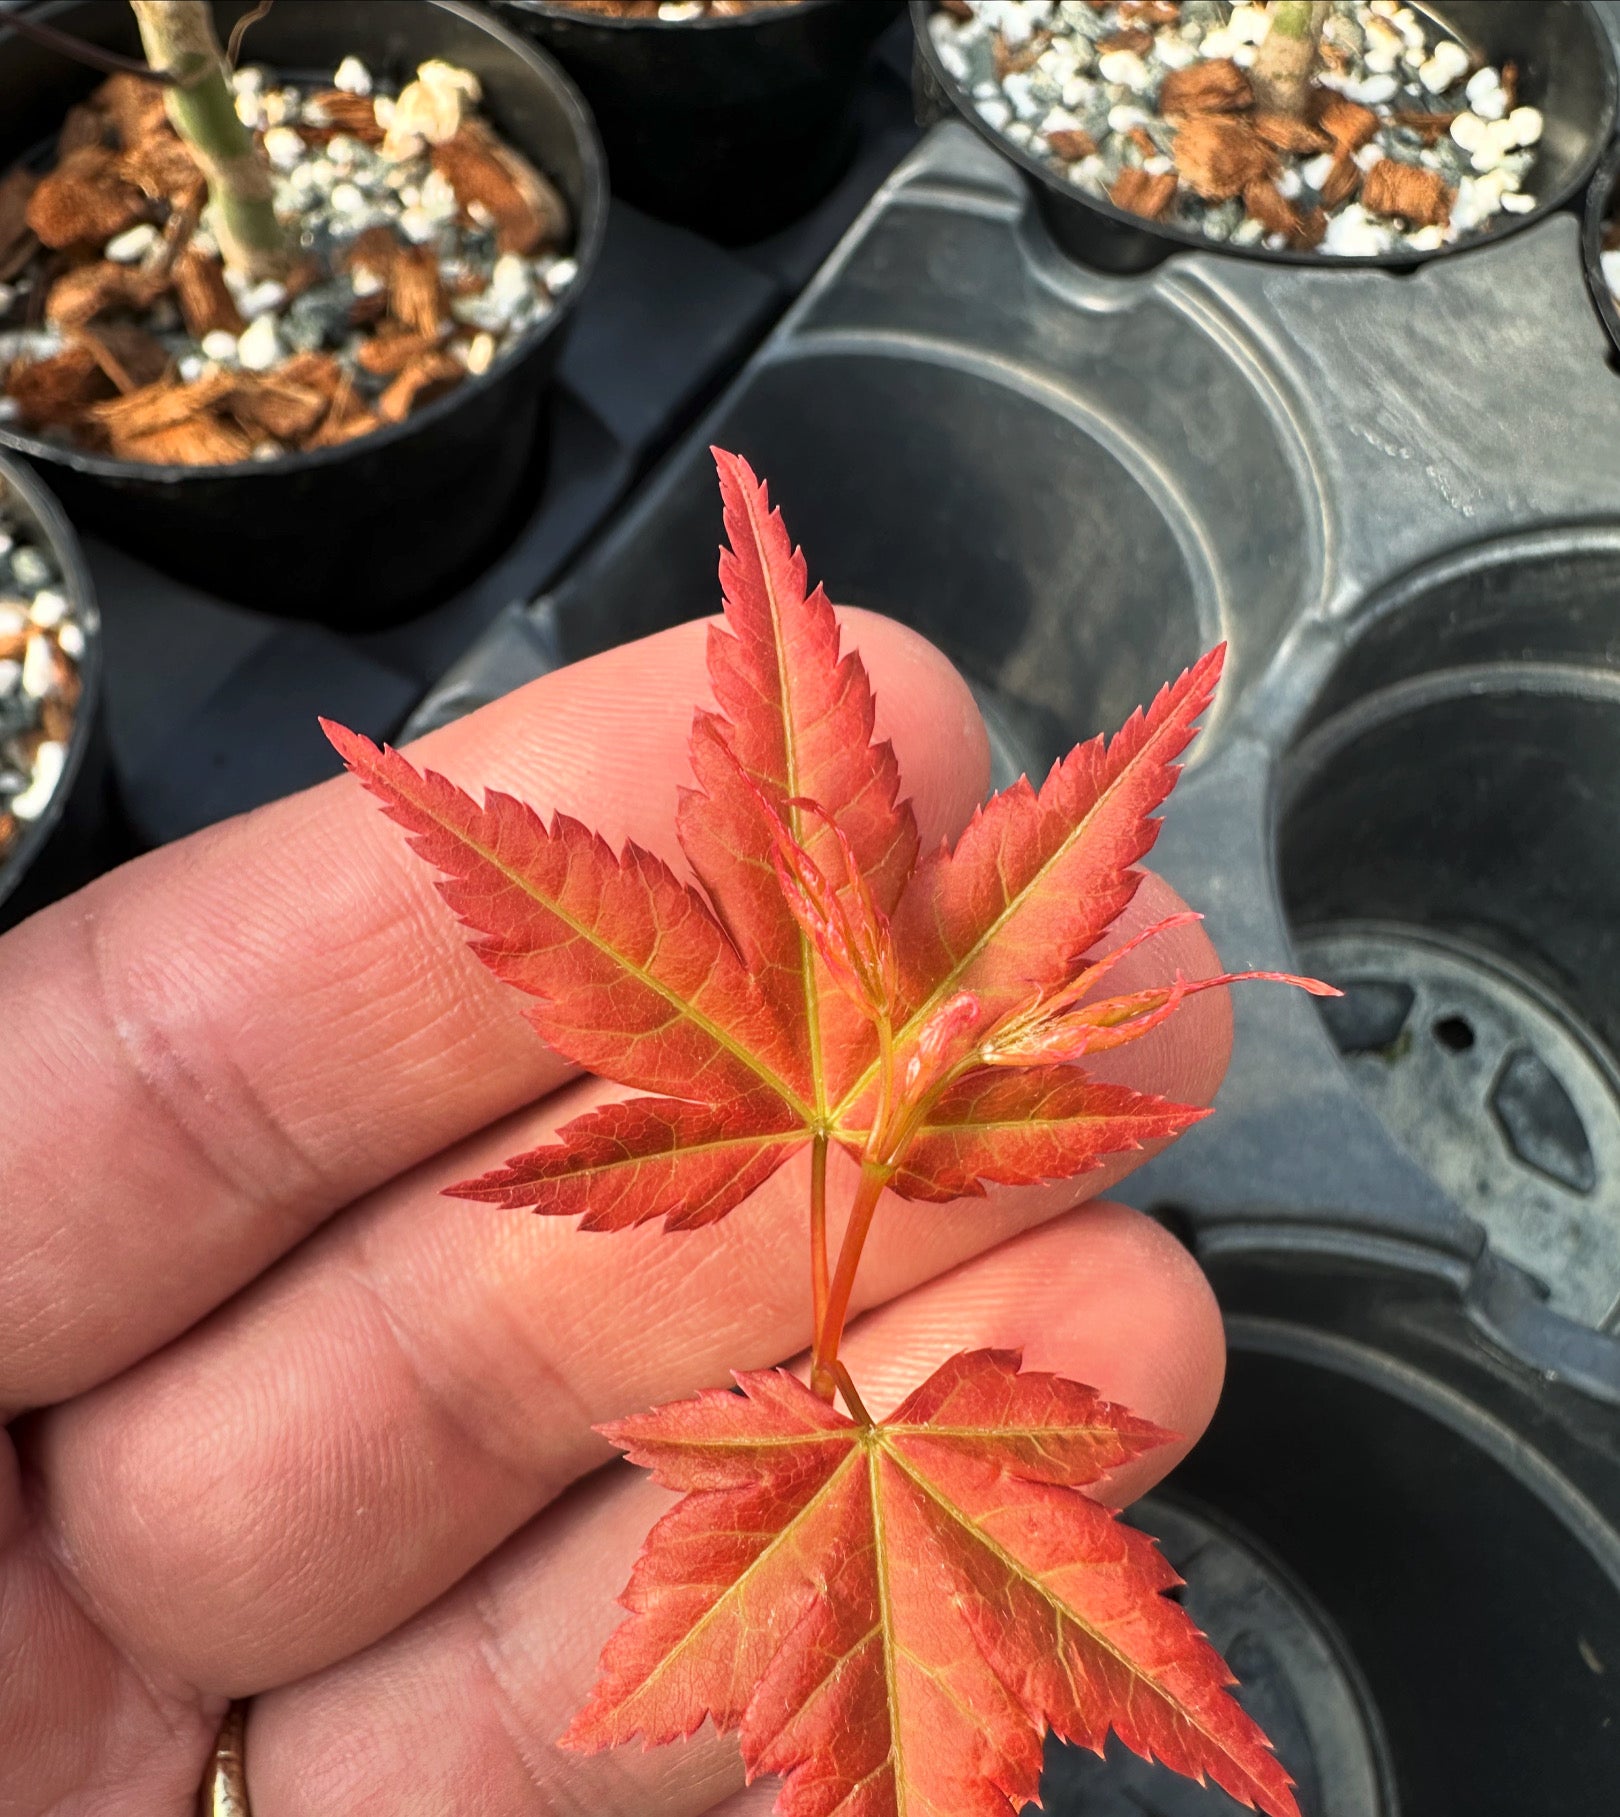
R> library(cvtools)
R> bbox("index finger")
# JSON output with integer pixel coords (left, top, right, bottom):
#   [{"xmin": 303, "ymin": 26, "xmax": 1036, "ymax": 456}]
[{"xmin": 0, "ymin": 611, "xmax": 989, "ymax": 1408}]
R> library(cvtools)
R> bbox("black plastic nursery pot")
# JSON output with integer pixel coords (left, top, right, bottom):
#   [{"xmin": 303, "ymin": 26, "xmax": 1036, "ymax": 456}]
[
  {"xmin": 1055, "ymin": 1477, "xmax": 1397, "ymax": 1817},
  {"xmin": 1041, "ymin": 1240, "xmax": 1620, "ymax": 1816},
  {"xmin": 1263, "ymin": 533, "xmax": 1620, "ymax": 1340},
  {"xmin": 911, "ymin": 0, "xmax": 1617, "ymax": 273},
  {"xmin": 473, "ymin": 313, "xmax": 1297, "ymax": 786},
  {"xmin": 0, "ymin": 450, "xmax": 106, "ymax": 932},
  {"xmin": 495, "ymin": 0, "xmax": 902, "ymax": 244},
  {"xmin": 0, "ymin": 0, "xmax": 607, "ymax": 629},
  {"xmin": 1581, "ymin": 133, "xmax": 1620, "ymax": 364},
  {"xmin": 1140, "ymin": 1241, "xmax": 1620, "ymax": 1817}
]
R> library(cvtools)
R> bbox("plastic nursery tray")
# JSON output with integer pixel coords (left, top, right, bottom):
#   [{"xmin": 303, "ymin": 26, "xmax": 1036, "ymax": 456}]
[{"xmin": 411, "ymin": 122, "xmax": 1620, "ymax": 1814}]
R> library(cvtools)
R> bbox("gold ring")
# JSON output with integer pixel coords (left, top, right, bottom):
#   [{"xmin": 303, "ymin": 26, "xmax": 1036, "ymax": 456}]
[{"xmin": 198, "ymin": 1701, "xmax": 251, "ymax": 1816}]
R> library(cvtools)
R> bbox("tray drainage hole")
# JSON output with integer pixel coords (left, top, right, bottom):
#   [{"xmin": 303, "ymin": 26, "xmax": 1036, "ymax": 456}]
[
  {"xmin": 1432, "ymin": 1014, "xmax": 1475, "ymax": 1054},
  {"xmin": 1317, "ymin": 978, "xmax": 1413, "ymax": 1056},
  {"xmin": 1490, "ymin": 1046, "xmax": 1597, "ymax": 1195}
]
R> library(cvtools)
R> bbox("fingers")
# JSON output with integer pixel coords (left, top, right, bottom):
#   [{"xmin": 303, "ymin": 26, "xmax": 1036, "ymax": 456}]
[
  {"xmin": 0, "ymin": 1422, "xmax": 218, "ymax": 1816},
  {"xmin": 30, "ymin": 877, "xmax": 1230, "ymax": 1698},
  {"xmin": 245, "ymin": 1204, "xmax": 1224, "ymax": 1817},
  {"xmin": 0, "ymin": 610, "xmax": 989, "ymax": 1409}
]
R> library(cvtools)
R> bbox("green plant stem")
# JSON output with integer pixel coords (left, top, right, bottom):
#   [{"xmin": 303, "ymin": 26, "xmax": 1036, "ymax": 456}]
[
  {"xmin": 812, "ymin": 1159, "xmax": 888, "ymax": 1394},
  {"xmin": 1268, "ymin": 1, "xmax": 1327, "ymax": 40},
  {"xmin": 1251, "ymin": 0, "xmax": 1328, "ymax": 119},
  {"xmin": 130, "ymin": 0, "xmax": 290, "ymax": 280}
]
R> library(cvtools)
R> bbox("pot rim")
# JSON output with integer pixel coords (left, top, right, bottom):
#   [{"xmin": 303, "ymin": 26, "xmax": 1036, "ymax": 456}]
[
  {"xmin": 496, "ymin": 0, "xmax": 833, "ymax": 33},
  {"xmin": 0, "ymin": 449, "xmax": 100, "ymax": 913},
  {"xmin": 909, "ymin": 0, "xmax": 1619, "ymax": 272},
  {"xmin": 0, "ymin": 0, "xmax": 609, "ymax": 484},
  {"xmin": 1581, "ymin": 132, "xmax": 1620, "ymax": 359}
]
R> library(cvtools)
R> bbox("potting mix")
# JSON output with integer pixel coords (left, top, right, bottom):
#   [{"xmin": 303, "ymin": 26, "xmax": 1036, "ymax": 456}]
[
  {"xmin": 928, "ymin": 0, "xmax": 1544, "ymax": 254},
  {"xmin": 0, "ymin": 493, "xmax": 83, "ymax": 862}
]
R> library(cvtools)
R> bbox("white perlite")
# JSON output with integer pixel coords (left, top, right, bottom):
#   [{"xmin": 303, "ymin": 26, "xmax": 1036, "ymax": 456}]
[
  {"xmin": 263, "ymin": 125, "xmax": 304, "ymax": 172},
  {"xmin": 105, "ymin": 222, "xmax": 160, "ymax": 264},
  {"xmin": 235, "ymin": 315, "xmax": 282, "ymax": 373},
  {"xmin": 333, "ymin": 56, "xmax": 373, "ymax": 97}
]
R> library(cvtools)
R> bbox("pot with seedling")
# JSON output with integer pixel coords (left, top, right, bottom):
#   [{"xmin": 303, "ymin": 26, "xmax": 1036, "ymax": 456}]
[
  {"xmin": 0, "ymin": 0, "xmax": 606, "ymax": 626},
  {"xmin": 495, "ymin": 0, "xmax": 903, "ymax": 244},
  {"xmin": 913, "ymin": 0, "xmax": 1614, "ymax": 272}
]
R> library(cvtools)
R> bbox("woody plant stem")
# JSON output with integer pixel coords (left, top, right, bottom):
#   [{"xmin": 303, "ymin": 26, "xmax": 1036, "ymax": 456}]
[
  {"xmin": 130, "ymin": 0, "xmax": 291, "ymax": 279},
  {"xmin": 1250, "ymin": 0, "xmax": 1328, "ymax": 120}
]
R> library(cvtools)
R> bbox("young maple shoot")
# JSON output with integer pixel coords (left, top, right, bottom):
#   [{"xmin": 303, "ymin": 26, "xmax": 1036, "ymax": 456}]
[{"xmin": 325, "ymin": 451, "xmax": 1334, "ymax": 1817}]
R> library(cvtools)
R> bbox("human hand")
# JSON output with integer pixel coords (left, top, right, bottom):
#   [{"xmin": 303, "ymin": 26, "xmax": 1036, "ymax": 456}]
[{"xmin": 0, "ymin": 613, "xmax": 1231, "ymax": 1815}]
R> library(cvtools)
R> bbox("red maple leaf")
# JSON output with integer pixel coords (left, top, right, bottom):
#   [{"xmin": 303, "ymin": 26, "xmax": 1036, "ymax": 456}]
[
  {"xmin": 567, "ymin": 1349, "xmax": 1298, "ymax": 1817},
  {"xmin": 325, "ymin": 449, "xmax": 1329, "ymax": 1815}
]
